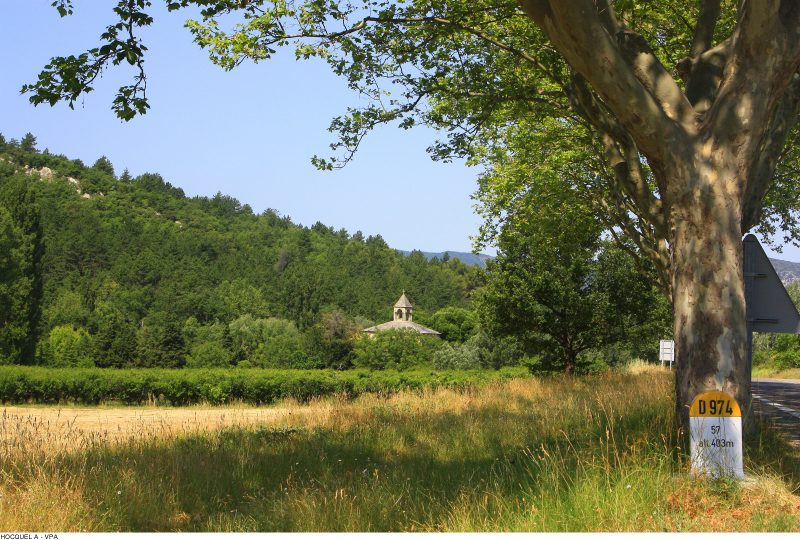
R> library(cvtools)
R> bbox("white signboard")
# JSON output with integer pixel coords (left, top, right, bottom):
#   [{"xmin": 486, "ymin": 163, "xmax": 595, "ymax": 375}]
[
  {"xmin": 689, "ymin": 391, "xmax": 744, "ymax": 479},
  {"xmin": 659, "ymin": 339, "xmax": 674, "ymax": 368}
]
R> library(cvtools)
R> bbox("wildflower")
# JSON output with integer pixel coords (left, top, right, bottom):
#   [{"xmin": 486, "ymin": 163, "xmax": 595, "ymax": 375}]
[
  {"xmin": 626, "ymin": 485, "xmax": 632, "ymax": 490},
  {"xmin": 117, "ymin": 490, "xmax": 122, "ymax": 495}
]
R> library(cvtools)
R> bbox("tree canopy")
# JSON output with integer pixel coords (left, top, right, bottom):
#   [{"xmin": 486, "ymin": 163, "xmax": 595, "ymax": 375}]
[{"xmin": 478, "ymin": 166, "xmax": 669, "ymax": 372}]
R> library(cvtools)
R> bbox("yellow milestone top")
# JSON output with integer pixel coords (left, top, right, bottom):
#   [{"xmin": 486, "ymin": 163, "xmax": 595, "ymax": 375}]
[{"xmin": 689, "ymin": 390, "xmax": 742, "ymax": 417}]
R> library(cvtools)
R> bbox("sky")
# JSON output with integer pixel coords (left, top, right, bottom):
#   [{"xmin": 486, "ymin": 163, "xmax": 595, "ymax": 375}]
[
  {"xmin": 0, "ymin": 3, "xmax": 487, "ymax": 255},
  {"xmin": 1, "ymin": 3, "xmax": 798, "ymax": 262}
]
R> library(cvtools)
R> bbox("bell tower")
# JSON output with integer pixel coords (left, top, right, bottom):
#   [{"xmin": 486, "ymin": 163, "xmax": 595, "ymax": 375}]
[{"xmin": 393, "ymin": 291, "xmax": 413, "ymax": 321}]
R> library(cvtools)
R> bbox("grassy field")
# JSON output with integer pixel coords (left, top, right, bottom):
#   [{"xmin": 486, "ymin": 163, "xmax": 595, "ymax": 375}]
[
  {"xmin": 752, "ymin": 366, "xmax": 800, "ymax": 380},
  {"xmin": 1, "ymin": 365, "xmax": 798, "ymax": 531}
]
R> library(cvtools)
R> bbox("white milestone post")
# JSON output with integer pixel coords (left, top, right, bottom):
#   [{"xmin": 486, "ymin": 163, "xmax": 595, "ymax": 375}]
[
  {"xmin": 689, "ymin": 391, "xmax": 744, "ymax": 479},
  {"xmin": 659, "ymin": 339, "xmax": 674, "ymax": 369}
]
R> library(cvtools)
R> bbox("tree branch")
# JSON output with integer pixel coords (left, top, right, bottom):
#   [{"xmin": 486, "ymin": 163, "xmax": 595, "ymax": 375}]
[
  {"xmin": 519, "ymin": 0, "xmax": 685, "ymax": 162},
  {"xmin": 708, "ymin": 0, "xmax": 800, "ymax": 180},
  {"xmin": 690, "ymin": 0, "xmax": 721, "ymax": 58},
  {"xmin": 742, "ymin": 73, "xmax": 800, "ymax": 231},
  {"xmin": 677, "ymin": 38, "xmax": 730, "ymax": 115},
  {"xmin": 615, "ymin": 29, "xmax": 695, "ymax": 127},
  {"xmin": 567, "ymin": 74, "xmax": 667, "ymax": 237},
  {"xmin": 593, "ymin": 0, "xmax": 621, "ymax": 35},
  {"xmin": 594, "ymin": 196, "xmax": 671, "ymax": 298}
]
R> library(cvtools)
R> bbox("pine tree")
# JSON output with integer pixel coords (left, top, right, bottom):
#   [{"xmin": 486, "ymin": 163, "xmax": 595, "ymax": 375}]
[
  {"xmin": 0, "ymin": 175, "xmax": 44, "ymax": 363},
  {"xmin": 93, "ymin": 309, "xmax": 137, "ymax": 368},
  {"xmin": 92, "ymin": 156, "xmax": 116, "ymax": 177},
  {"xmin": 20, "ymin": 133, "xmax": 37, "ymax": 153}
]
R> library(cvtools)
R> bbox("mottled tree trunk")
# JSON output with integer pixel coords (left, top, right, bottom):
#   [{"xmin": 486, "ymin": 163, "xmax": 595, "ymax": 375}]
[{"xmin": 669, "ymin": 152, "xmax": 750, "ymax": 433}]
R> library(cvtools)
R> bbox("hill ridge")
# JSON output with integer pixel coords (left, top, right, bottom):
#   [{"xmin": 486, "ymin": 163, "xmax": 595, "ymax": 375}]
[
  {"xmin": 408, "ymin": 248, "xmax": 800, "ymax": 287},
  {"xmin": 397, "ymin": 250, "xmax": 492, "ymax": 268}
]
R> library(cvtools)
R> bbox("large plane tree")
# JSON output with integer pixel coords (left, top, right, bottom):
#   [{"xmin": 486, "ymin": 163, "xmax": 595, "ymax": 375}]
[{"xmin": 25, "ymin": 0, "xmax": 800, "ymax": 430}]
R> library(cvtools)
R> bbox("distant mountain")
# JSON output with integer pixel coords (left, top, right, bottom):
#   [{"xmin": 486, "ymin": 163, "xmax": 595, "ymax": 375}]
[
  {"xmin": 770, "ymin": 258, "xmax": 800, "ymax": 285},
  {"xmin": 398, "ymin": 250, "xmax": 493, "ymax": 268},
  {"xmin": 399, "ymin": 249, "xmax": 800, "ymax": 285}
]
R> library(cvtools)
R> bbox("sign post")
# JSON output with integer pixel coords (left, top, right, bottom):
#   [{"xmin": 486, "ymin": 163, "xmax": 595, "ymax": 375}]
[
  {"xmin": 689, "ymin": 390, "xmax": 744, "ymax": 479},
  {"xmin": 659, "ymin": 339, "xmax": 674, "ymax": 369}
]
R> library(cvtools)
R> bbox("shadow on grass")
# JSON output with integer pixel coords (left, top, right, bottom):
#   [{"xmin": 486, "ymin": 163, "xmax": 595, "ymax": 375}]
[
  {"xmin": 746, "ymin": 418, "xmax": 800, "ymax": 492},
  {"xmin": 21, "ymin": 400, "xmax": 681, "ymax": 531}
]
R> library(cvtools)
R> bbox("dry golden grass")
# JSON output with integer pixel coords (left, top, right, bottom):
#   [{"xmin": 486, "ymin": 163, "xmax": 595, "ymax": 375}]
[
  {"xmin": 0, "ymin": 405, "xmax": 307, "ymax": 453},
  {"xmin": 0, "ymin": 370, "xmax": 798, "ymax": 532},
  {"xmin": 622, "ymin": 359, "xmax": 671, "ymax": 375}
]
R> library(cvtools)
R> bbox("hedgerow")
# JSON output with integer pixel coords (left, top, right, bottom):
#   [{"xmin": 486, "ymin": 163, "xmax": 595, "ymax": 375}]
[{"xmin": 0, "ymin": 366, "xmax": 528, "ymax": 405}]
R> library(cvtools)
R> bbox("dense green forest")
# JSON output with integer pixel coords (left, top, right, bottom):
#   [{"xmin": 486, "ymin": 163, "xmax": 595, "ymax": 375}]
[
  {"xmin": 0, "ymin": 132, "xmax": 670, "ymax": 372},
  {"xmin": 0, "ymin": 132, "xmax": 488, "ymax": 369}
]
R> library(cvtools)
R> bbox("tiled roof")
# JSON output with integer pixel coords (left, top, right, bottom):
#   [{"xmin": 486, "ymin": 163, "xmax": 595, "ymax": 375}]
[
  {"xmin": 362, "ymin": 320, "xmax": 440, "ymax": 335},
  {"xmin": 394, "ymin": 291, "xmax": 413, "ymax": 308}
]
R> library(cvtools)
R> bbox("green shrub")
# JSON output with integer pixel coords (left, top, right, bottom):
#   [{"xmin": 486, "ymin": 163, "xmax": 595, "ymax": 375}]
[
  {"xmin": 38, "ymin": 325, "xmax": 95, "ymax": 367},
  {"xmin": 432, "ymin": 341, "xmax": 482, "ymax": 370},
  {"xmin": 135, "ymin": 312, "xmax": 186, "ymax": 368},
  {"xmin": 0, "ymin": 366, "xmax": 528, "ymax": 405},
  {"xmin": 186, "ymin": 341, "xmax": 232, "ymax": 368},
  {"xmin": 470, "ymin": 331, "xmax": 527, "ymax": 369},
  {"xmin": 304, "ymin": 310, "xmax": 359, "ymax": 370},
  {"xmin": 773, "ymin": 333, "xmax": 800, "ymax": 352},
  {"xmin": 580, "ymin": 344, "xmax": 633, "ymax": 369},
  {"xmin": 519, "ymin": 355, "xmax": 544, "ymax": 373},
  {"xmin": 352, "ymin": 330, "xmax": 444, "ymax": 370},
  {"xmin": 773, "ymin": 350, "xmax": 800, "ymax": 370},
  {"xmin": 254, "ymin": 335, "xmax": 316, "ymax": 369},
  {"xmin": 752, "ymin": 350, "xmax": 771, "ymax": 367},
  {"xmin": 427, "ymin": 307, "xmax": 478, "ymax": 343}
]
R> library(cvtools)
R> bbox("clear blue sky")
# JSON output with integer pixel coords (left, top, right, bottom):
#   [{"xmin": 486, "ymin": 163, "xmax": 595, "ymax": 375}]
[
  {"xmin": 1, "ymin": 3, "xmax": 798, "ymax": 262},
  {"xmin": 0, "ymin": 3, "xmax": 487, "ymax": 255}
]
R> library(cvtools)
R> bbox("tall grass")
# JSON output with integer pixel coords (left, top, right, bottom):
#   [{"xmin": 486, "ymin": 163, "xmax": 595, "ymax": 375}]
[
  {"xmin": 752, "ymin": 365, "xmax": 800, "ymax": 380},
  {"xmin": 1, "ymin": 367, "xmax": 798, "ymax": 531}
]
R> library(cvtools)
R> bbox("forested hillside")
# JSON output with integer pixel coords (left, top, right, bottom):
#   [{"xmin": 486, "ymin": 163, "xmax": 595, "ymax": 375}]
[{"xmin": 0, "ymin": 133, "xmax": 482, "ymax": 368}]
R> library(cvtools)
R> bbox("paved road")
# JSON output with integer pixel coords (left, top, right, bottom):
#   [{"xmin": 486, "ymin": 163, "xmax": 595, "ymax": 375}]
[{"xmin": 752, "ymin": 378, "xmax": 800, "ymax": 446}]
